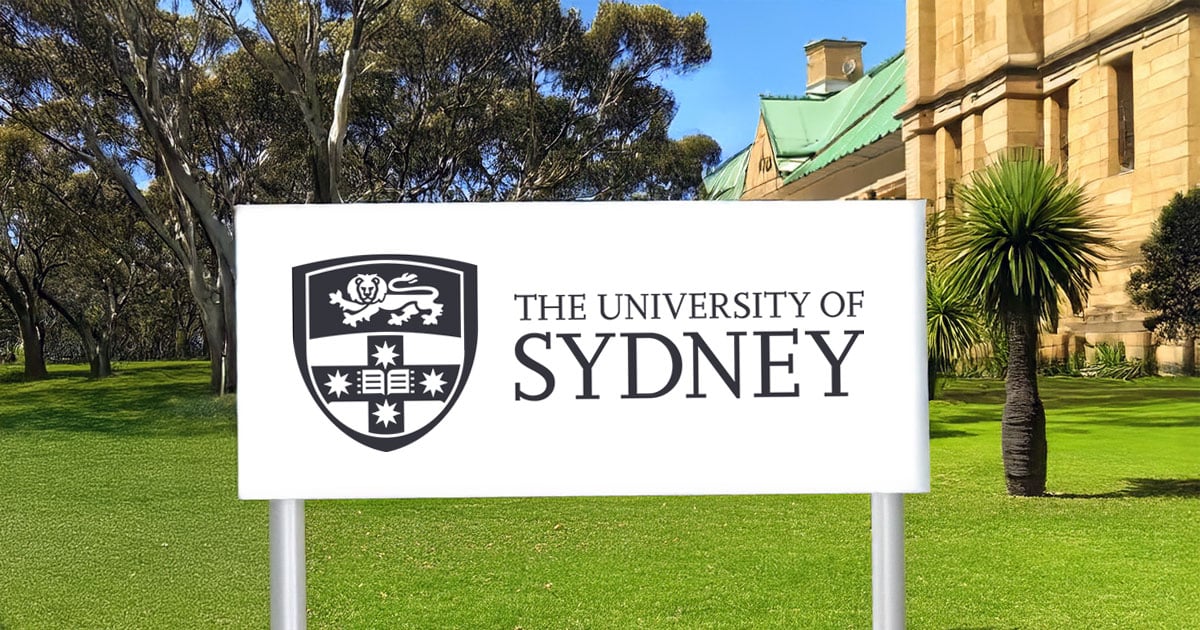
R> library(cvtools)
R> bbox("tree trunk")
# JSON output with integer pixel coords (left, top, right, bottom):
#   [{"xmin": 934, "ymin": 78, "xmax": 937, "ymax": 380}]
[
  {"xmin": 311, "ymin": 149, "xmax": 335, "ymax": 204},
  {"xmin": 219, "ymin": 259, "xmax": 237, "ymax": 393},
  {"xmin": 16, "ymin": 308, "xmax": 48, "ymax": 381},
  {"xmin": 927, "ymin": 357, "xmax": 938, "ymax": 401},
  {"xmin": 1182, "ymin": 335, "xmax": 1196, "ymax": 377},
  {"xmin": 96, "ymin": 347, "xmax": 113, "ymax": 378},
  {"xmin": 79, "ymin": 326, "xmax": 103, "ymax": 379},
  {"xmin": 36, "ymin": 289, "xmax": 114, "ymax": 379},
  {"xmin": 1002, "ymin": 314, "xmax": 1048, "ymax": 496},
  {"xmin": 1, "ymin": 278, "xmax": 48, "ymax": 380},
  {"xmin": 196, "ymin": 298, "xmax": 226, "ymax": 394},
  {"xmin": 186, "ymin": 259, "xmax": 232, "ymax": 395},
  {"xmin": 97, "ymin": 307, "xmax": 117, "ymax": 378},
  {"xmin": 90, "ymin": 330, "xmax": 114, "ymax": 379}
]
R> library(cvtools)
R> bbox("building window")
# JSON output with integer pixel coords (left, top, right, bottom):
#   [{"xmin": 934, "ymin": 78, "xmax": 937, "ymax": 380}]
[
  {"xmin": 1114, "ymin": 59, "xmax": 1134, "ymax": 171},
  {"xmin": 943, "ymin": 122, "xmax": 962, "ymax": 212},
  {"xmin": 1052, "ymin": 89, "xmax": 1069, "ymax": 170}
]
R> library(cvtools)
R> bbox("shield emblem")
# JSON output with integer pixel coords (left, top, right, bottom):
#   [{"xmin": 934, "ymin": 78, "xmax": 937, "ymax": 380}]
[{"xmin": 293, "ymin": 255, "xmax": 477, "ymax": 452}]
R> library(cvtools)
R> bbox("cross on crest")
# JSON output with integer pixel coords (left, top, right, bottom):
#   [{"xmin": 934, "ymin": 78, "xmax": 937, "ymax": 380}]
[{"xmin": 311, "ymin": 335, "xmax": 460, "ymax": 435}]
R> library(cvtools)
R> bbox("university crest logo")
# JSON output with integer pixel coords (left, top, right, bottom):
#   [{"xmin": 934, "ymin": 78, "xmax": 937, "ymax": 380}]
[{"xmin": 293, "ymin": 255, "xmax": 477, "ymax": 452}]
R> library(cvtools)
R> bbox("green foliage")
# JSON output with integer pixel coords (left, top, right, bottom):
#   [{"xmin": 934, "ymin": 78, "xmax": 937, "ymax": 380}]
[
  {"xmin": 1040, "ymin": 346, "xmax": 1087, "ymax": 377},
  {"xmin": 0, "ymin": 0, "xmax": 241, "ymax": 389},
  {"xmin": 217, "ymin": 0, "xmax": 720, "ymax": 202},
  {"xmin": 0, "ymin": 0, "xmax": 719, "ymax": 391},
  {"xmin": 1127, "ymin": 188, "xmax": 1200, "ymax": 343},
  {"xmin": 1041, "ymin": 342, "xmax": 1148, "ymax": 380},
  {"xmin": 927, "ymin": 260, "xmax": 982, "ymax": 398},
  {"xmin": 927, "ymin": 263, "xmax": 982, "ymax": 375},
  {"xmin": 1080, "ymin": 341, "xmax": 1148, "ymax": 381},
  {"xmin": 945, "ymin": 149, "xmax": 1112, "ymax": 328}
]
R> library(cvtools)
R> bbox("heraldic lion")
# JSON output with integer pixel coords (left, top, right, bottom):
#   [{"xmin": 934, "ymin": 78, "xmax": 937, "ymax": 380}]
[{"xmin": 329, "ymin": 273, "xmax": 443, "ymax": 327}]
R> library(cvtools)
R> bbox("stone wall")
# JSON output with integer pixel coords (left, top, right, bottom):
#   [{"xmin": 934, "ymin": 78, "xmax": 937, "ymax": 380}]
[{"xmin": 903, "ymin": 0, "xmax": 1199, "ymax": 373}]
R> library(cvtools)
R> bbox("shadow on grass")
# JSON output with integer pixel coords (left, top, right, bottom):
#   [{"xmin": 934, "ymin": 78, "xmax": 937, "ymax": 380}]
[
  {"xmin": 935, "ymin": 379, "xmax": 1200, "ymax": 429},
  {"xmin": 0, "ymin": 366, "xmax": 234, "ymax": 438},
  {"xmin": 949, "ymin": 390, "xmax": 1200, "ymax": 408},
  {"xmin": 930, "ymin": 428, "xmax": 976, "ymax": 439},
  {"xmin": 1050, "ymin": 478, "xmax": 1200, "ymax": 499},
  {"xmin": 0, "ymin": 366, "xmax": 92, "ymax": 384},
  {"xmin": 1070, "ymin": 417, "xmax": 1200, "ymax": 428}
]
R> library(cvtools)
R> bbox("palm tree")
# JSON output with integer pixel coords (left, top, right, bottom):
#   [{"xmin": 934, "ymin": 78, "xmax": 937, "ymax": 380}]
[
  {"xmin": 944, "ymin": 150, "xmax": 1111, "ymax": 496},
  {"xmin": 926, "ymin": 262, "xmax": 981, "ymax": 400}
]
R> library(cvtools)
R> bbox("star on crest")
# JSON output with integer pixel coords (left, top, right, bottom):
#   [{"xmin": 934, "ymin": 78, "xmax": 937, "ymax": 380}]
[
  {"xmin": 420, "ymin": 369, "xmax": 446, "ymax": 396},
  {"xmin": 324, "ymin": 370, "xmax": 351, "ymax": 398},
  {"xmin": 372, "ymin": 341, "xmax": 399, "ymax": 368},
  {"xmin": 373, "ymin": 399, "xmax": 401, "ymax": 427}
]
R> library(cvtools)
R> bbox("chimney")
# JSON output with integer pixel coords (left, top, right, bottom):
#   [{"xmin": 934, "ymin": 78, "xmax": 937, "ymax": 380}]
[{"xmin": 805, "ymin": 39, "xmax": 866, "ymax": 96}]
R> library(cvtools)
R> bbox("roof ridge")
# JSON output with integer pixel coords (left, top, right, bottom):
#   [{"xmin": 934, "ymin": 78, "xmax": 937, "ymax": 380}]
[
  {"xmin": 865, "ymin": 50, "xmax": 905, "ymax": 78},
  {"xmin": 759, "ymin": 93, "xmax": 828, "ymax": 101}
]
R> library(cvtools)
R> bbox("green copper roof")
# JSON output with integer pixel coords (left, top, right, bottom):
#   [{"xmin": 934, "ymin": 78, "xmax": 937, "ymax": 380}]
[
  {"xmin": 700, "ymin": 143, "xmax": 751, "ymax": 201},
  {"xmin": 699, "ymin": 51, "xmax": 905, "ymax": 200},
  {"xmin": 780, "ymin": 52, "xmax": 905, "ymax": 184},
  {"xmin": 759, "ymin": 97, "xmax": 836, "ymax": 171}
]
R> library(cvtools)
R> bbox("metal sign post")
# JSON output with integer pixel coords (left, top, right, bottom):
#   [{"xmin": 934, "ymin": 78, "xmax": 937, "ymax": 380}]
[
  {"xmin": 270, "ymin": 499, "xmax": 306, "ymax": 630},
  {"xmin": 268, "ymin": 495, "xmax": 902, "ymax": 629},
  {"xmin": 871, "ymin": 492, "xmax": 905, "ymax": 630}
]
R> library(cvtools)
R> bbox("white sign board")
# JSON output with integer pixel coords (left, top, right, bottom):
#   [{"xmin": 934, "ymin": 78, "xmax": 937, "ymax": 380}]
[{"xmin": 237, "ymin": 201, "xmax": 929, "ymax": 499}]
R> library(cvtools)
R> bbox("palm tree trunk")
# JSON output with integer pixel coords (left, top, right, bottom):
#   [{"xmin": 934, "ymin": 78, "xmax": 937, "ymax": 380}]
[{"xmin": 1002, "ymin": 313, "xmax": 1047, "ymax": 496}]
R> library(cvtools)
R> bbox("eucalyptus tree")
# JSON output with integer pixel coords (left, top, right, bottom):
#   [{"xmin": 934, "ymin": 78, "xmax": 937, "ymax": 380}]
[
  {"xmin": 0, "ymin": 121, "xmax": 174, "ymax": 378},
  {"xmin": 582, "ymin": 124, "xmax": 721, "ymax": 200},
  {"xmin": 0, "ymin": 0, "xmax": 291, "ymax": 392},
  {"xmin": 34, "ymin": 175, "xmax": 157, "ymax": 378},
  {"xmin": 203, "ymin": 0, "xmax": 395, "ymax": 204},
  {"xmin": 0, "ymin": 0, "xmax": 719, "ymax": 389},
  {"xmin": 210, "ymin": 0, "xmax": 717, "ymax": 202},
  {"xmin": 441, "ymin": 0, "xmax": 713, "ymax": 201},
  {"xmin": 0, "ymin": 125, "xmax": 60, "ymax": 379},
  {"xmin": 945, "ymin": 151, "xmax": 1110, "ymax": 496}
]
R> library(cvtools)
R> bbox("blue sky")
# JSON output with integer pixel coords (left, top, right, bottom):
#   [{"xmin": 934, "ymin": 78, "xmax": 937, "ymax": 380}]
[{"xmin": 571, "ymin": 1, "xmax": 907, "ymax": 162}]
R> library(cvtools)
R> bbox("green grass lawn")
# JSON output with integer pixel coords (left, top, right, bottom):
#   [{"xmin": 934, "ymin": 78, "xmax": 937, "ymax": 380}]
[{"xmin": 1, "ymin": 363, "xmax": 1196, "ymax": 628}]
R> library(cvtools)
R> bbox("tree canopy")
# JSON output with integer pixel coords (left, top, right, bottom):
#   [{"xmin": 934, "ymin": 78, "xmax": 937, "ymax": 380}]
[
  {"xmin": 1127, "ymin": 188, "xmax": 1200, "ymax": 375},
  {"xmin": 0, "ymin": 0, "xmax": 720, "ymax": 388}
]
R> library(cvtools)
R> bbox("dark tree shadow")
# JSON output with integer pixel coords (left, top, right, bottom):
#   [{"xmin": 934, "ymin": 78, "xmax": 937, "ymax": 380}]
[
  {"xmin": 1050, "ymin": 478, "xmax": 1200, "ymax": 499},
  {"xmin": 0, "ymin": 371, "xmax": 234, "ymax": 439},
  {"xmin": 930, "ymin": 428, "xmax": 976, "ymax": 439}
]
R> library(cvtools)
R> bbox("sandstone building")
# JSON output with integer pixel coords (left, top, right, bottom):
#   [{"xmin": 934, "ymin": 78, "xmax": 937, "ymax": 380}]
[
  {"xmin": 901, "ymin": 0, "xmax": 1199, "ymax": 371},
  {"xmin": 706, "ymin": 2, "xmax": 1198, "ymax": 372}
]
